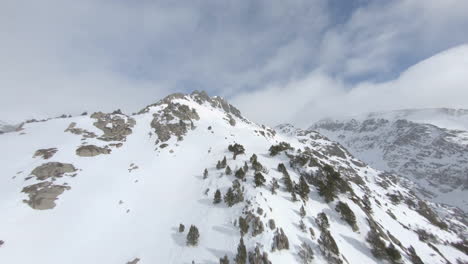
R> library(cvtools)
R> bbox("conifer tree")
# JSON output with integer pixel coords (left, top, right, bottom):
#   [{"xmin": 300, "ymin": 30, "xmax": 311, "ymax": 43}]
[
  {"xmin": 216, "ymin": 161, "xmax": 222, "ymax": 170},
  {"xmin": 235, "ymin": 168, "xmax": 245, "ymax": 180},
  {"xmin": 270, "ymin": 178, "xmax": 280, "ymax": 194},
  {"xmin": 300, "ymin": 205, "xmax": 306, "ymax": 218},
  {"xmin": 239, "ymin": 216, "xmax": 249, "ymax": 236},
  {"xmin": 186, "ymin": 225, "xmax": 200, "ymax": 246},
  {"xmin": 203, "ymin": 168, "xmax": 208, "ymax": 179},
  {"xmin": 228, "ymin": 143, "xmax": 245, "ymax": 160},
  {"xmin": 213, "ymin": 189, "xmax": 222, "ymax": 204},
  {"xmin": 225, "ymin": 165, "xmax": 232, "ymax": 175},
  {"xmin": 224, "ymin": 188, "xmax": 235, "ymax": 207},
  {"xmin": 235, "ymin": 237, "xmax": 247, "ymax": 264},
  {"xmin": 254, "ymin": 172, "xmax": 266, "ymax": 187},
  {"xmin": 219, "ymin": 255, "xmax": 230, "ymax": 264},
  {"xmin": 221, "ymin": 156, "xmax": 227, "ymax": 168},
  {"xmin": 250, "ymin": 154, "xmax": 257, "ymax": 163},
  {"xmin": 299, "ymin": 220, "xmax": 307, "ymax": 232},
  {"xmin": 243, "ymin": 162, "xmax": 249, "ymax": 173},
  {"xmin": 282, "ymin": 172, "xmax": 294, "ymax": 193},
  {"xmin": 179, "ymin": 224, "xmax": 185, "ymax": 233},
  {"xmin": 298, "ymin": 176, "xmax": 310, "ymax": 201}
]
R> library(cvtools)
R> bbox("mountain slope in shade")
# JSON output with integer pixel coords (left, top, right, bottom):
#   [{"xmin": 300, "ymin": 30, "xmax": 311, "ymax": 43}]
[
  {"xmin": 0, "ymin": 120, "xmax": 18, "ymax": 134},
  {"xmin": 312, "ymin": 109, "xmax": 468, "ymax": 212},
  {"xmin": 0, "ymin": 92, "xmax": 466, "ymax": 264}
]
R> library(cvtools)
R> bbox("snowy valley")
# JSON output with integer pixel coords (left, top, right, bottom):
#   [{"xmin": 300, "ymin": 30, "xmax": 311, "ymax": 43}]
[{"xmin": 0, "ymin": 92, "xmax": 467, "ymax": 264}]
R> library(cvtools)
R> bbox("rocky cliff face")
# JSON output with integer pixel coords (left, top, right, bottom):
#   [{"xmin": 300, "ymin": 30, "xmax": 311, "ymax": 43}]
[
  {"xmin": 0, "ymin": 94, "xmax": 466, "ymax": 264},
  {"xmin": 312, "ymin": 111, "xmax": 468, "ymax": 212}
]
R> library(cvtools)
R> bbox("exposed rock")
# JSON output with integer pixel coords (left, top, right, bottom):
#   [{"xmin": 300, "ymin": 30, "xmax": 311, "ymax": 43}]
[
  {"xmin": 64, "ymin": 122, "xmax": 97, "ymax": 138},
  {"xmin": 91, "ymin": 112, "xmax": 136, "ymax": 141},
  {"xmin": 271, "ymin": 228, "xmax": 289, "ymax": 251},
  {"xmin": 76, "ymin": 145, "xmax": 111, "ymax": 157},
  {"xmin": 30, "ymin": 162, "xmax": 77, "ymax": 181},
  {"xmin": 22, "ymin": 181, "xmax": 70, "ymax": 210},
  {"xmin": 248, "ymin": 246, "xmax": 272, "ymax": 264},
  {"xmin": 33, "ymin": 148, "xmax": 58, "ymax": 159},
  {"xmin": 126, "ymin": 258, "xmax": 140, "ymax": 264},
  {"xmin": 268, "ymin": 219, "xmax": 276, "ymax": 230},
  {"xmin": 150, "ymin": 102, "xmax": 199, "ymax": 142}
]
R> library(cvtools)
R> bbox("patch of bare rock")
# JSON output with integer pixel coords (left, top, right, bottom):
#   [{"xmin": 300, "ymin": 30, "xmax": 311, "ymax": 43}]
[
  {"xmin": 91, "ymin": 111, "xmax": 136, "ymax": 142},
  {"xmin": 22, "ymin": 162, "xmax": 77, "ymax": 210},
  {"xmin": 76, "ymin": 145, "xmax": 111, "ymax": 157},
  {"xmin": 33, "ymin": 148, "xmax": 58, "ymax": 159}
]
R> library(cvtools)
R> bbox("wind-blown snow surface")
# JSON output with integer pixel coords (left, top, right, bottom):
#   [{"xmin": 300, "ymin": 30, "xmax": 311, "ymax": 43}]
[
  {"xmin": 0, "ymin": 93, "xmax": 466, "ymax": 264},
  {"xmin": 0, "ymin": 120, "xmax": 17, "ymax": 134},
  {"xmin": 312, "ymin": 110, "xmax": 468, "ymax": 212}
]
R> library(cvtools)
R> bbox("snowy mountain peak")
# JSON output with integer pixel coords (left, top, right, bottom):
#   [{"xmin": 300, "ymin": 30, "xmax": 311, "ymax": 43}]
[{"xmin": 1, "ymin": 97, "xmax": 467, "ymax": 264}]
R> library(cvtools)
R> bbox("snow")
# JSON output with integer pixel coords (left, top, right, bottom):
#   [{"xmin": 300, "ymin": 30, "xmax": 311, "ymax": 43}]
[{"xmin": 0, "ymin": 94, "xmax": 466, "ymax": 264}]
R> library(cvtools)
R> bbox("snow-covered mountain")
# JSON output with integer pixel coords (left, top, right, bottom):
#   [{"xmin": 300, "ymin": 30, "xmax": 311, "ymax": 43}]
[
  {"xmin": 312, "ymin": 109, "xmax": 468, "ymax": 212},
  {"xmin": 1, "ymin": 93, "xmax": 466, "ymax": 264}
]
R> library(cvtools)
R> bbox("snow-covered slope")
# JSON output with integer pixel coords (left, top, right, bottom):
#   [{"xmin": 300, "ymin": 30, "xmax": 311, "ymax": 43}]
[
  {"xmin": 0, "ymin": 120, "xmax": 18, "ymax": 134},
  {"xmin": 312, "ymin": 110, "xmax": 468, "ymax": 212},
  {"xmin": 1, "ymin": 92, "xmax": 466, "ymax": 264}
]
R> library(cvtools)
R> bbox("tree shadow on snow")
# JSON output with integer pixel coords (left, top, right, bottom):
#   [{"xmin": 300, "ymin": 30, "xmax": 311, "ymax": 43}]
[
  {"xmin": 207, "ymin": 248, "xmax": 233, "ymax": 262},
  {"xmin": 212, "ymin": 225, "xmax": 238, "ymax": 236},
  {"xmin": 340, "ymin": 234, "xmax": 375, "ymax": 260},
  {"xmin": 171, "ymin": 228, "xmax": 186, "ymax": 247}
]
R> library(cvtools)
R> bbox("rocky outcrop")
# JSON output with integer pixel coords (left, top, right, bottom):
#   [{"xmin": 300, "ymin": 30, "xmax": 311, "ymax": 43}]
[
  {"xmin": 64, "ymin": 122, "xmax": 97, "ymax": 138},
  {"xmin": 33, "ymin": 148, "xmax": 58, "ymax": 159},
  {"xmin": 22, "ymin": 182, "xmax": 70, "ymax": 210},
  {"xmin": 76, "ymin": 145, "xmax": 111, "ymax": 157},
  {"xmin": 150, "ymin": 102, "xmax": 200, "ymax": 143},
  {"xmin": 91, "ymin": 112, "xmax": 136, "ymax": 142},
  {"xmin": 30, "ymin": 162, "xmax": 77, "ymax": 181},
  {"xmin": 126, "ymin": 258, "xmax": 140, "ymax": 264},
  {"xmin": 271, "ymin": 228, "xmax": 289, "ymax": 251}
]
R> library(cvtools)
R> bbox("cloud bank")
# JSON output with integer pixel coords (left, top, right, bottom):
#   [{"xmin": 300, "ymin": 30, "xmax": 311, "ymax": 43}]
[{"xmin": 0, "ymin": 0, "xmax": 467, "ymax": 125}]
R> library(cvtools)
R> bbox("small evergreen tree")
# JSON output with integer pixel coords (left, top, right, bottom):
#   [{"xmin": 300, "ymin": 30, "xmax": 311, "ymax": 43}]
[
  {"xmin": 282, "ymin": 171, "xmax": 294, "ymax": 193},
  {"xmin": 299, "ymin": 220, "xmax": 307, "ymax": 232},
  {"xmin": 239, "ymin": 216, "xmax": 249, "ymax": 236},
  {"xmin": 386, "ymin": 243, "xmax": 402, "ymax": 262},
  {"xmin": 270, "ymin": 178, "xmax": 280, "ymax": 194},
  {"xmin": 243, "ymin": 162, "xmax": 249, "ymax": 172},
  {"xmin": 235, "ymin": 168, "xmax": 246, "ymax": 180},
  {"xmin": 277, "ymin": 163, "xmax": 287, "ymax": 174},
  {"xmin": 219, "ymin": 255, "xmax": 230, "ymax": 264},
  {"xmin": 315, "ymin": 212, "xmax": 330, "ymax": 231},
  {"xmin": 228, "ymin": 143, "xmax": 245, "ymax": 160},
  {"xmin": 179, "ymin": 224, "xmax": 185, "ymax": 233},
  {"xmin": 235, "ymin": 237, "xmax": 247, "ymax": 264},
  {"xmin": 224, "ymin": 188, "xmax": 235, "ymax": 207},
  {"xmin": 298, "ymin": 242, "xmax": 314, "ymax": 264},
  {"xmin": 186, "ymin": 225, "xmax": 200, "ymax": 246},
  {"xmin": 250, "ymin": 154, "xmax": 257, "ymax": 163},
  {"xmin": 221, "ymin": 156, "xmax": 227, "ymax": 168},
  {"xmin": 203, "ymin": 168, "xmax": 208, "ymax": 179},
  {"xmin": 254, "ymin": 172, "xmax": 266, "ymax": 187},
  {"xmin": 216, "ymin": 160, "xmax": 222, "ymax": 170},
  {"xmin": 297, "ymin": 176, "xmax": 310, "ymax": 201},
  {"xmin": 225, "ymin": 165, "xmax": 232, "ymax": 175},
  {"xmin": 335, "ymin": 201, "xmax": 358, "ymax": 231},
  {"xmin": 269, "ymin": 142, "xmax": 292, "ymax": 156},
  {"xmin": 213, "ymin": 189, "xmax": 222, "ymax": 204},
  {"xmin": 299, "ymin": 205, "xmax": 306, "ymax": 218}
]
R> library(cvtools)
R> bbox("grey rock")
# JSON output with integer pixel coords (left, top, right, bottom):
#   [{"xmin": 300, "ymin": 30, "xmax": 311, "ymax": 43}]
[
  {"xmin": 76, "ymin": 145, "xmax": 111, "ymax": 157},
  {"xmin": 30, "ymin": 162, "xmax": 77, "ymax": 181},
  {"xmin": 33, "ymin": 148, "xmax": 58, "ymax": 159}
]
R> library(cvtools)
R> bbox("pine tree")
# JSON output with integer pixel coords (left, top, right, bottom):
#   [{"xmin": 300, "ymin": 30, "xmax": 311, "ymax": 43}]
[
  {"xmin": 224, "ymin": 188, "xmax": 235, "ymax": 207},
  {"xmin": 203, "ymin": 168, "xmax": 208, "ymax": 179},
  {"xmin": 243, "ymin": 162, "xmax": 249, "ymax": 173},
  {"xmin": 219, "ymin": 255, "xmax": 230, "ymax": 264},
  {"xmin": 216, "ymin": 161, "xmax": 222, "ymax": 170},
  {"xmin": 297, "ymin": 176, "xmax": 310, "ymax": 201},
  {"xmin": 270, "ymin": 178, "xmax": 279, "ymax": 194},
  {"xmin": 299, "ymin": 220, "xmax": 307, "ymax": 232},
  {"xmin": 282, "ymin": 172, "xmax": 294, "ymax": 193},
  {"xmin": 235, "ymin": 237, "xmax": 247, "ymax": 264},
  {"xmin": 299, "ymin": 205, "xmax": 306, "ymax": 218},
  {"xmin": 213, "ymin": 189, "xmax": 222, "ymax": 204},
  {"xmin": 179, "ymin": 223, "xmax": 185, "ymax": 232},
  {"xmin": 228, "ymin": 143, "xmax": 245, "ymax": 160},
  {"xmin": 186, "ymin": 225, "xmax": 200, "ymax": 246},
  {"xmin": 239, "ymin": 216, "xmax": 249, "ymax": 236},
  {"xmin": 221, "ymin": 156, "xmax": 227, "ymax": 168},
  {"xmin": 225, "ymin": 165, "xmax": 232, "ymax": 175},
  {"xmin": 277, "ymin": 163, "xmax": 287, "ymax": 174},
  {"xmin": 235, "ymin": 168, "xmax": 245, "ymax": 180},
  {"xmin": 250, "ymin": 154, "xmax": 257, "ymax": 163},
  {"xmin": 254, "ymin": 172, "xmax": 266, "ymax": 187}
]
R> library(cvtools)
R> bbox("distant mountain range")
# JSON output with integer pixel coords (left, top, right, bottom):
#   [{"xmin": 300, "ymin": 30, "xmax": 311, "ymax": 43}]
[{"xmin": 312, "ymin": 108, "xmax": 468, "ymax": 212}]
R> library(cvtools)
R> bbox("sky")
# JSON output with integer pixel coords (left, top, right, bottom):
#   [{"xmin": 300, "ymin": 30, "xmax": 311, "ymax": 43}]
[{"xmin": 1, "ymin": 0, "xmax": 468, "ymax": 127}]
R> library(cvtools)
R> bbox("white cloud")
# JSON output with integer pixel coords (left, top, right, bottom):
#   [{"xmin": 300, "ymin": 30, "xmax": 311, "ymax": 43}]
[{"xmin": 232, "ymin": 44, "xmax": 468, "ymax": 127}]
